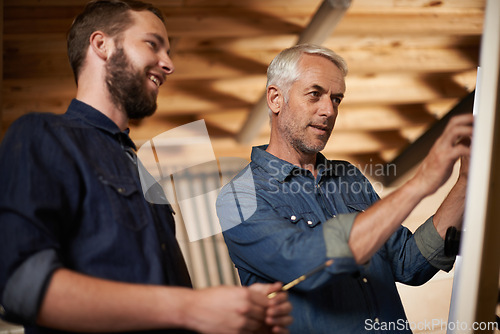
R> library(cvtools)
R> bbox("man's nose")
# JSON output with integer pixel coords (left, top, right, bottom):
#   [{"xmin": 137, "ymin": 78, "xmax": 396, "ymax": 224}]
[
  {"xmin": 319, "ymin": 97, "xmax": 336, "ymax": 117},
  {"xmin": 159, "ymin": 52, "xmax": 175, "ymax": 75}
]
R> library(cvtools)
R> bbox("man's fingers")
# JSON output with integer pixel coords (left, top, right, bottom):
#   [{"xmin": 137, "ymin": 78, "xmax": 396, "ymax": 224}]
[
  {"xmin": 442, "ymin": 114, "xmax": 473, "ymax": 147},
  {"xmin": 266, "ymin": 282, "xmax": 283, "ymax": 295},
  {"xmin": 447, "ymin": 113, "xmax": 474, "ymax": 127},
  {"xmin": 267, "ymin": 291, "xmax": 291, "ymax": 315},
  {"xmin": 246, "ymin": 282, "xmax": 293, "ymax": 332},
  {"xmin": 266, "ymin": 288, "xmax": 293, "ymax": 331},
  {"xmin": 248, "ymin": 283, "xmax": 273, "ymax": 307}
]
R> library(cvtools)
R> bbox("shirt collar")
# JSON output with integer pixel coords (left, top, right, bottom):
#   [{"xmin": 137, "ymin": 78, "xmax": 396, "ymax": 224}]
[
  {"xmin": 251, "ymin": 145, "xmax": 338, "ymax": 182},
  {"xmin": 65, "ymin": 99, "xmax": 137, "ymax": 150}
]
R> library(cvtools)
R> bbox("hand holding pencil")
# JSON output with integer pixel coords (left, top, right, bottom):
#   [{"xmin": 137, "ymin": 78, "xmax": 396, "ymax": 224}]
[{"xmin": 268, "ymin": 259, "xmax": 334, "ymax": 299}]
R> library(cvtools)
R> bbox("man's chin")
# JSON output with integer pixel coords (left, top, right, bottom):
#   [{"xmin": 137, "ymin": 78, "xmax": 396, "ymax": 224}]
[
  {"xmin": 301, "ymin": 143, "xmax": 327, "ymax": 155},
  {"xmin": 126, "ymin": 106, "xmax": 157, "ymax": 120}
]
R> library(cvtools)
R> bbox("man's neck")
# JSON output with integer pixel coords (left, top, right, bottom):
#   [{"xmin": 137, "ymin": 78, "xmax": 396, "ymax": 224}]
[
  {"xmin": 266, "ymin": 142, "xmax": 318, "ymax": 177},
  {"xmin": 76, "ymin": 88, "xmax": 129, "ymax": 132}
]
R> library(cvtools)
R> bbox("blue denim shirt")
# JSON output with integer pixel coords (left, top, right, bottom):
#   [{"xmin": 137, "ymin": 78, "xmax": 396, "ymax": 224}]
[
  {"xmin": 0, "ymin": 100, "xmax": 193, "ymax": 334},
  {"xmin": 217, "ymin": 145, "xmax": 455, "ymax": 334}
]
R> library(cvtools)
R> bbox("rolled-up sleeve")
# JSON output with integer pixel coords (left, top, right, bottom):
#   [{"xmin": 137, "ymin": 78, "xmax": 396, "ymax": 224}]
[
  {"xmin": 322, "ymin": 213, "xmax": 358, "ymax": 258},
  {"xmin": 0, "ymin": 116, "xmax": 77, "ymax": 324},
  {"xmin": 414, "ymin": 216, "xmax": 456, "ymax": 272},
  {"xmin": 1, "ymin": 250, "xmax": 62, "ymax": 324}
]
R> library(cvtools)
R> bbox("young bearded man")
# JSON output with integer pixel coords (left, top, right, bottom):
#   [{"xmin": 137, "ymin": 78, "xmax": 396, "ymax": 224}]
[{"xmin": 0, "ymin": 1, "xmax": 292, "ymax": 333}]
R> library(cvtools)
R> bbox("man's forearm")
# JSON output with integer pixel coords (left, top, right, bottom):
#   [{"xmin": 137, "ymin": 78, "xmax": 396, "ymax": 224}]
[
  {"xmin": 37, "ymin": 268, "xmax": 291, "ymax": 334},
  {"xmin": 37, "ymin": 268, "xmax": 191, "ymax": 332},
  {"xmin": 348, "ymin": 178, "xmax": 427, "ymax": 264},
  {"xmin": 433, "ymin": 177, "xmax": 467, "ymax": 239}
]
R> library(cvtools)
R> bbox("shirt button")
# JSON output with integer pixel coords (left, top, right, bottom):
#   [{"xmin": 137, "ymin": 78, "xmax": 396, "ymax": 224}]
[
  {"xmin": 117, "ymin": 187, "xmax": 126, "ymax": 194},
  {"xmin": 161, "ymin": 243, "xmax": 166, "ymax": 251},
  {"xmin": 374, "ymin": 317, "xmax": 379, "ymax": 323},
  {"xmin": 291, "ymin": 215, "xmax": 297, "ymax": 221},
  {"xmin": 362, "ymin": 277, "xmax": 368, "ymax": 283},
  {"xmin": 307, "ymin": 220, "xmax": 313, "ymax": 225},
  {"xmin": 0, "ymin": 304, "xmax": 5, "ymax": 316}
]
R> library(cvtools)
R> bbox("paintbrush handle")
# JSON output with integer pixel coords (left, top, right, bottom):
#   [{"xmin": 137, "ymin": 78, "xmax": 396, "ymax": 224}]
[{"xmin": 267, "ymin": 259, "xmax": 333, "ymax": 298}]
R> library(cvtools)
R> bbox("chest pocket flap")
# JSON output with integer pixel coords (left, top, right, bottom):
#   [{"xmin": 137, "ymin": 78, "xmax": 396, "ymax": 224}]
[
  {"xmin": 98, "ymin": 173, "xmax": 149, "ymax": 231},
  {"xmin": 276, "ymin": 205, "xmax": 322, "ymax": 228}
]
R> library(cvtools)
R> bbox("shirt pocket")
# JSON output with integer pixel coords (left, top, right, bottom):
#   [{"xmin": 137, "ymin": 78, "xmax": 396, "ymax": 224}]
[
  {"xmin": 98, "ymin": 174, "xmax": 149, "ymax": 231},
  {"xmin": 275, "ymin": 205, "xmax": 322, "ymax": 228}
]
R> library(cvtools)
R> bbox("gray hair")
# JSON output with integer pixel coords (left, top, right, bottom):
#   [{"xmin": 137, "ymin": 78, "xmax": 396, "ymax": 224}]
[{"xmin": 266, "ymin": 44, "xmax": 348, "ymax": 114}]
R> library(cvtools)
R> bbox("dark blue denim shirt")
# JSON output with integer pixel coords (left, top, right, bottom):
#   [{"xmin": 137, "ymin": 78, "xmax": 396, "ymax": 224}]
[
  {"xmin": 0, "ymin": 99, "xmax": 193, "ymax": 334},
  {"xmin": 217, "ymin": 145, "xmax": 455, "ymax": 334}
]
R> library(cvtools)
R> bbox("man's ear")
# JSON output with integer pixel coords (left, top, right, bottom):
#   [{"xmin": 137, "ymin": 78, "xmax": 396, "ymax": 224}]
[
  {"xmin": 89, "ymin": 31, "xmax": 111, "ymax": 60},
  {"xmin": 267, "ymin": 85, "xmax": 283, "ymax": 115}
]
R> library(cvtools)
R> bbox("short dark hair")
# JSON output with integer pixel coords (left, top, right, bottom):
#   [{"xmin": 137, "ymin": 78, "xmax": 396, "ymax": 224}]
[{"xmin": 67, "ymin": 0, "xmax": 164, "ymax": 83}]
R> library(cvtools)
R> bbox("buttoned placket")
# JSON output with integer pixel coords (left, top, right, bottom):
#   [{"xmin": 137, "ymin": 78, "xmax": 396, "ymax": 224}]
[{"xmin": 118, "ymin": 133, "xmax": 174, "ymax": 282}]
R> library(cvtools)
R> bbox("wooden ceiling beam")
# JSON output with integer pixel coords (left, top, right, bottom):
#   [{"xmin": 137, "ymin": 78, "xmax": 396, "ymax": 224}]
[
  {"xmin": 4, "ymin": 5, "xmax": 483, "ymax": 36},
  {"xmin": 174, "ymin": 34, "xmax": 481, "ymax": 53},
  {"xmin": 3, "ymin": 0, "xmax": 483, "ymax": 7},
  {"xmin": 5, "ymin": 33, "xmax": 480, "ymax": 54}
]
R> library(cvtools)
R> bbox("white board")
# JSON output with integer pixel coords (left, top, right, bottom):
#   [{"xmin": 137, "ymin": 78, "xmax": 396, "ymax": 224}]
[{"xmin": 447, "ymin": 0, "xmax": 500, "ymax": 332}]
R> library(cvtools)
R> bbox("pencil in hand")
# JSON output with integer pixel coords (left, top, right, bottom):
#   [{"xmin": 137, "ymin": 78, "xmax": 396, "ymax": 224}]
[{"xmin": 267, "ymin": 259, "xmax": 334, "ymax": 298}]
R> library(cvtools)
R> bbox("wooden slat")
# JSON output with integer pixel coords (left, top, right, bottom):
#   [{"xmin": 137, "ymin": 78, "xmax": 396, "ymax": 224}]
[
  {"xmin": 384, "ymin": 0, "xmax": 485, "ymax": 8},
  {"xmin": 165, "ymin": 10, "xmax": 484, "ymax": 37},
  {"xmin": 4, "ymin": 0, "xmax": 484, "ymax": 8},
  {"xmin": 4, "ymin": 5, "xmax": 83, "ymax": 18},
  {"xmin": 334, "ymin": 105, "xmax": 437, "ymax": 131},
  {"xmin": 343, "ymin": 73, "xmax": 471, "ymax": 105},
  {"xmin": 4, "ymin": 0, "xmax": 181, "ymax": 7},
  {"xmin": 5, "ymin": 33, "xmax": 478, "ymax": 55},
  {"xmin": 175, "ymin": 34, "xmax": 481, "ymax": 52},
  {"xmin": 4, "ymin": 6, "xmax": 483, "ymax": 37}
]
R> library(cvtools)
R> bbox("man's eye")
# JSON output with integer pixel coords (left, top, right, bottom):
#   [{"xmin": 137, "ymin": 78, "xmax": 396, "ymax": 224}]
[
  {"xmin": 147, "ymin": 41, "xmax": 157, "ymax": 49},
  {"xmin": 333, "ymin": 97, "xmax": 342, "ymax": 104},
  {"xmin": 310, "ymin": 91, "xmax": 320, "ymax": 97}
]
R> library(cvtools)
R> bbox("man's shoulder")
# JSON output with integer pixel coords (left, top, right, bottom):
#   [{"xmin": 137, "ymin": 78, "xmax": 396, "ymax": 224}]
[
  {"xmin": 11, "ymin": 111, "xmax": 63, "ymax": 127},
  {"xmin": 217, "ymin": 159, "xmax": 271, "ymax": 205},
  {"xmin": 1, "ymin": 111, "xmax": 93, "ymax": 161},
  {"xmin": 10, "ymin": 109, "xmax": 86, "ymax": 135},
  {"xmin": 3, "ymin": 112, "xmax": 63, "ymax": 143}
]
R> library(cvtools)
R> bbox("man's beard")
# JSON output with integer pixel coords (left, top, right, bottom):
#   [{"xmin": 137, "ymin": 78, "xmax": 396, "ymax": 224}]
[
  {"xmin": 105, "ymin": 47, "xmax": 157, "ymax": 120},
  {"xmin": 278, "ymin": 104, "xmax": 331, "ymax": 155}
]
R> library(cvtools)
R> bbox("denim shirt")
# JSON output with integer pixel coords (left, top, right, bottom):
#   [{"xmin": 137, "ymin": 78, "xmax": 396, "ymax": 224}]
[
  {"xmin": 0, "ymin": 99, "xmax": 193, "ymax": 334},
  {"xmin": 216, "ymin": 145, "xmax": 455, "ymax": 334}
]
